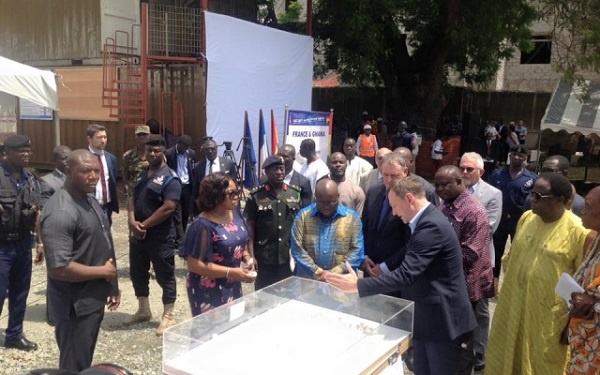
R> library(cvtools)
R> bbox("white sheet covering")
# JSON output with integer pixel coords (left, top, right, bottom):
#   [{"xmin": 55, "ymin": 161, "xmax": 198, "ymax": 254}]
[
  {"xmin": 204, "ymin": 12, "xmax": 313, "ymax": 159},
  {"xmin": 0, "ymin": 56, "xmax": 58, "ymax": 111}
]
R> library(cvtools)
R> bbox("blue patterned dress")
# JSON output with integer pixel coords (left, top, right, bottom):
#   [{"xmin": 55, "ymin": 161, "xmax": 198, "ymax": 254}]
[{"xmin": 180, "ymin": 209, "xmax": 249, "ymax": 316}]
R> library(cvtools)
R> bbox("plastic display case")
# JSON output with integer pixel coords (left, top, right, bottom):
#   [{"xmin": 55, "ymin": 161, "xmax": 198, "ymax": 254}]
[{"xmin": 163, "ymin": 277, "xmax": 414, "ymax": 375}]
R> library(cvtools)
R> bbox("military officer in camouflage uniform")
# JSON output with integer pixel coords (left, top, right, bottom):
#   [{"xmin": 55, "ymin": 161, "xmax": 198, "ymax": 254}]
[
  {"xmin": 244, "ymin": 155, "xmax": 302, "ymax": 290},
  {"xmin": 122, "ymin": 125, "xmax": 150, "ymax": 197}
]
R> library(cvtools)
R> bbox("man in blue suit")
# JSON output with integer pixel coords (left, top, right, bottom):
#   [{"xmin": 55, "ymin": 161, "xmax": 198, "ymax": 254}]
[
  {"xmin": 86, "ymin": 124, "xmax": 119, "ymax": 225},
  {"xmin": 327, "ymin": 175, "xmax": 477, "ymax": 375}
]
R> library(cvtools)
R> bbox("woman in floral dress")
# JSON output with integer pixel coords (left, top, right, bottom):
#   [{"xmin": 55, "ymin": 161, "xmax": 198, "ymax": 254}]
[
  {"xmin": 568, "ymin": 187, "xmax": 600, "ymax": 375},
  {"xmin": 180, "ymin": 172, "xmax": 256, "ymax": 316}
]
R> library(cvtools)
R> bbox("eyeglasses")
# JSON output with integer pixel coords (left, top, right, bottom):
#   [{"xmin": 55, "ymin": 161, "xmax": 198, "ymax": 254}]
[
  {"xmin": 226, "ymin": 190, "xmax": 239, "ymax": 199},
  {"xmin": 460, "ymin": 167, "xmax": 476, "ymax": 173},
  {"xmin": 530, "ymin": 191, "xmax": 554, "ymax": 200},
  {"xmin": 540, "ymin": 167, "xmax": 561, "ymax": 174},
  {"xmin": 316, "ymin": 199, "xmax": 338, "ymax": 206}
]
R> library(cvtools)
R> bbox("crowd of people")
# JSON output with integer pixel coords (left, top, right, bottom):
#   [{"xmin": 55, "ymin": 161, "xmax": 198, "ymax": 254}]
[{"xmin": 1, "ymin": 117, "xmax": 600, "ymax": 375}]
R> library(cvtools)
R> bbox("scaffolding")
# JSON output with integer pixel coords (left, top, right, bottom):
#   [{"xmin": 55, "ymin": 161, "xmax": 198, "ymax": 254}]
[{"xmin": 102, "ymin": 3, "xmax": 205, "ymax": 134}]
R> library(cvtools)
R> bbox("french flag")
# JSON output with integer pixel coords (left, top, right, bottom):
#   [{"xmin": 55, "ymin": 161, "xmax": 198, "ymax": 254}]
[{"xmin": 258, "ymin": 109, "xmax": 269, "ymax": 176}]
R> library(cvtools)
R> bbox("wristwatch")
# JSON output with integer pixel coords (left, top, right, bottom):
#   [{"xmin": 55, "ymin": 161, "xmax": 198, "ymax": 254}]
[{"xmin": 594, "ymin": 302, "xmax": 600, "ymax": 314}]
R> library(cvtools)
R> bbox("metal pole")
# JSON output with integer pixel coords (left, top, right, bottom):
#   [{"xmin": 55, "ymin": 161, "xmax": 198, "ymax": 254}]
[
  {"xmin": 53, "ymin": 73, "xmax": 60, "ymax": 146},
  {"xmin": 283, "ymin": 104, "xmax": 289, "ymax": 144}
]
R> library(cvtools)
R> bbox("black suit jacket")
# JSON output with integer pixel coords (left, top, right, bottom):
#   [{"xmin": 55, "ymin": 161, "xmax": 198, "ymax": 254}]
[
  {"xmin": 191, "ymin": 156, "xmax": 237, "ymax": 215},
  {"xmin": 105, "ymin": 151, "xmax": 119, "ymax": 214},
  {"xmin": 358, "ymin": 204, "xmax": 477, "ymax": 342},
  {"xmin": 165, "ymin": 147, "xmax": 197, "ymax": 184},
  {"xmin": 289, "ymin": 171, "xmax": 312, "ymax": 207},
  {"xmin": 363, "ymin": 183, "xmax": 411, "ymax": 267},
  {"xmin": 481, "ymin": 139, "xmax": 500, "ymax": 162}
]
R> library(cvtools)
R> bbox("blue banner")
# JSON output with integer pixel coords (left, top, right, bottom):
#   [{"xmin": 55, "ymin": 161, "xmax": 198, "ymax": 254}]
[{"xmin": 287, "ymin": 110, "xmax": 330, "ymax": 126}]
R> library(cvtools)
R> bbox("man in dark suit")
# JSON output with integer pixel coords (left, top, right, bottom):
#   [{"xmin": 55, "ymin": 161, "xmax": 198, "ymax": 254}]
[
  {"xmin": 362, "ymin": 152, "xmax": 411, "ymax": 282},
  {"xmin": 277, "ymin": 144, "xmax": 312, "ymax": 207},
  {"xmin": 40, "ymin": 145, "xmax": 72, "ymax": 326},
  {"xmin": 395, "ymin": 147, "xmax": 440, "ymax": 205},
  {"xmin": 40, "ymin": 145, "xmax": 72, "ymax": 205},
  {"xmin": 191, "ymin": 138, "xmax": 236, "ymax": 216},
  {"xmin": 166, "ymin": 135, "xmax": 196, "ymax": 231},
  {"xmin": 327, "ymin": 176, "xmax": 477, "ymax": 375},
  {"xmin": 86, "ymin": 124, "xmax": 119, "ymax": 225},
  {"xmin": 481, "ymin": 132, "xmax": 501, "ymax": 180}
]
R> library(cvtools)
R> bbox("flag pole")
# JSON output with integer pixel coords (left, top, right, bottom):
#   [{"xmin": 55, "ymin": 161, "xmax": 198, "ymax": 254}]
[{"xmin": 284, "ymin": 104, "xmax": 289, "ymax": 144}]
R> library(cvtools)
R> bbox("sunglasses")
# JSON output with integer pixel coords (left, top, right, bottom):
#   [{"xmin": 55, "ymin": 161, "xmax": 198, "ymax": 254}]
[
  {"xmin": 226, "ymin": 190, "xmax": 239, "ymax": 199},
  {"xmin": 540, "ymin": 167, "xmax": 561, "ymax": 174},
  {"xmin": 460, "ymin": 167, "xmax": 476, "ymax": 173},
  {"xmin": 530, "ymin": 191, "xmax": 554, "ymax": 200}
]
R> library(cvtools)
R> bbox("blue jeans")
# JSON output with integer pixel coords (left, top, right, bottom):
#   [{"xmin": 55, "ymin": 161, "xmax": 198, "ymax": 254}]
[{"xmin": 0, "ymin": 240, "xmax": 32, "ymax": 340}]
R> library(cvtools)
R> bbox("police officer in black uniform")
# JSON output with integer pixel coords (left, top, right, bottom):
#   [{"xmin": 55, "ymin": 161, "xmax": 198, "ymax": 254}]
[
  {"xmin": 126, "ymin": 136, "xmax": 181, "ymax": 335},
  {"xmin": 0, "ymin": 134, "xmax": 42, "ymax": 351},
  {"xmin": 244, "ymin": 155, "xmax": 302, "ymax": 290}
]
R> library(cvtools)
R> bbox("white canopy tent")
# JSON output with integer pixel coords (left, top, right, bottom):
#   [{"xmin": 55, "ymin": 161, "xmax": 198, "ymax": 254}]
[
  {"xmin": 0, "ymin": 56, "xmax": 58, "ymax": 111},
  {"xmin": 541, "ymin": 80, "xmax": 600, "ymax": 136}
]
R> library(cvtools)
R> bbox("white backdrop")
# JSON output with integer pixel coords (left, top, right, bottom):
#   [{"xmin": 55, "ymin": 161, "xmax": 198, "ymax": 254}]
[{"xmin": 204, "ymin": 12, "xmax": 313, "ymax": 161}]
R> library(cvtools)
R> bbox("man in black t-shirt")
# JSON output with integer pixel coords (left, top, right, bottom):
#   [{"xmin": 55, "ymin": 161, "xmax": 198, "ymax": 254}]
[{"xmin": 42, "ymin": 149, "xmax": 120, "ymax": 372}]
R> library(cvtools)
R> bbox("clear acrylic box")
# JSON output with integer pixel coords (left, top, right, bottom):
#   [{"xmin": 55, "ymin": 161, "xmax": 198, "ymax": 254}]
[{"xmin": 163, "ymin": 276, "xmax": 414, "ymax": 375}]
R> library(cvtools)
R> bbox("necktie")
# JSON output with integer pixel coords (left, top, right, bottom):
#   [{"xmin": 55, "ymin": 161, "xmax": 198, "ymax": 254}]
[
  {"xmin": 209, "ymin": 161, "xmax": 214, "ymax": 174},
  {"xmin": 95, "ymin": 153, "xmax": 108, "ymax": 205},
  {"xmin": 377, "ymin": 195, "xmax": 390, "ymax": 229}
]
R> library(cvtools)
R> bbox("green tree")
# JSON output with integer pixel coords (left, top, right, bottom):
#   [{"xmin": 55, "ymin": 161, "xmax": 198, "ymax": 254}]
[
  {"xmin": 539, "ymin": 0, "xmax": 600, "ymax": 96},
  {"xmin": 315, "ymin": 0, "xmax": 537, "ymax": 131}
]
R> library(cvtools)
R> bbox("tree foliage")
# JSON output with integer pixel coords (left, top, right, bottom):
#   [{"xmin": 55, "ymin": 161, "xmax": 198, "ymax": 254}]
[
  {"xmin": 538, "ymin": 0, "xmax": 600, "ymax": 96},
  {"xmin": 314, "ymin": 0, "xmax": 537, "ymax": 130}
]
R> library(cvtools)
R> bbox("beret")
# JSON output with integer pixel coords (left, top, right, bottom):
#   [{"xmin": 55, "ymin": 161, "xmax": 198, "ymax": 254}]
[
  {"xmin": 510, "ymin": 145, "xmax": 528, "ymax": 154},
  {"xmin": 262, "ymin": 155, "xmax": 284, "ymax": 169},
  {"xmin": 145, "ymin": 136, "xmax": 166, "ymax": 147},
  {"xmin": 3, "ymin": 134, "xmax": 31, "ymax": 149}
]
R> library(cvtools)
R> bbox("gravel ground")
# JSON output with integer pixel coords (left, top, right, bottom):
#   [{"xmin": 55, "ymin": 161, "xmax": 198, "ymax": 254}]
[
  {"xmin": 0, "ymin": 198, "xmax": 498, "ymax": 375},
  {"xmin": 0, "ymin": 207, "xmax": 204, "ymax": 375}
]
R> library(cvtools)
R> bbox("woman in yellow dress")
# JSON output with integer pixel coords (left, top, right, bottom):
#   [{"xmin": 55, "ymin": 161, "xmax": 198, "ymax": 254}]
[{"xmin": 485, "ymin": 173, "xmax": 594, "ymax": 375}]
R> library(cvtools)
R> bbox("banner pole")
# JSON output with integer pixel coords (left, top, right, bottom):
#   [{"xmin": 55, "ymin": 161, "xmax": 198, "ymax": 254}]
[
  {"xmin": 328, "ymin": 108, "xmax": 334, "ymax": 155},
  {"xmin": 284, "ymin": 104, "xmax": 289, "ymax": 144}
]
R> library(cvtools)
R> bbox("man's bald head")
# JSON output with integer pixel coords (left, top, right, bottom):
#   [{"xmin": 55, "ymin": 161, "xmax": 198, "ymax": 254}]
[
  {"xmin": 436, "ymin": 165, "xmax": 462, "ymax": 179},
  {"xmin": 316, "ymin": 177, "xmax": 339, "ymax": 195},
  {"xmin": 65, "ymin": 149, "xmax": 101, "ymax": 197},
  {"xmin": 394, "ymin": 147, "xmax": 413, "ymax": 170},
  {"xmin": 66, "ymin": 149, "xmax": 96, "ymax": 168},
  {"xmin": 434, "ymin": 165, "xmax": 465, "ymax": 202},
  {"xmin": 375, "ymin": 147, "xmax": 392, "ymax": 168},
  {"xmin": 315, "ymin": 178, "xmax": 339, "ymax": 218},
  {"xmin": 542, "ymin": 155, "xmax": 570, "ymax": 176}
]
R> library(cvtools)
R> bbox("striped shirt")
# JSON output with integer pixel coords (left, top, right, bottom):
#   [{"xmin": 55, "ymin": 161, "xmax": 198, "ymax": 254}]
[{"xmin": 291, "ymin": 203, "xmax": 364, "ymax": 278}]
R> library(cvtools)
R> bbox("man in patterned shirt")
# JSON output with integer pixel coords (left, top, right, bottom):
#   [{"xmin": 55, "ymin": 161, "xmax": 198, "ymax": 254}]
[
  {"xmin": 435, "ymin": 165, "xmax": 494, "ymax": 374},
  {"xmin": 291, "ymin": 178, "xmax": 364, "ymax": 280}
]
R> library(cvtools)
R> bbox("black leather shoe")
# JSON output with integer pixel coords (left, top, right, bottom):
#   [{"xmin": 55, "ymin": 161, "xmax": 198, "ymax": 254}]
[{"xmin": 4, "ymin": 336, "xmax": 38, "ymax": 351}]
